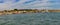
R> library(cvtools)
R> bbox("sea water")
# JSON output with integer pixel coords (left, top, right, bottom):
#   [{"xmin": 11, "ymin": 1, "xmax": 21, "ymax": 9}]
[{"xmin": 0, "ymin": 12, "xmax": 60, "ymax": 25}]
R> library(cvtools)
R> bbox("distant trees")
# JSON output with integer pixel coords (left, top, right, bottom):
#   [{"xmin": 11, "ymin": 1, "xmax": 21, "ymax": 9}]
[
  {"xmin": 4, "ymin": 10, "xmax": 7, "ymax": 12},
  {"xmin": 14, "ymin": 9, "xmax": 33, "ymax": 11},
  {"xmin": 14, "ymin": 9, "xmax": 18, "ymax": 11}
]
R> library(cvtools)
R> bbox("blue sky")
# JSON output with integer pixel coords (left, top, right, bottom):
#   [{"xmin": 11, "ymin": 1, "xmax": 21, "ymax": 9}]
[{"xmin": 0, "ymin": 0, "xmax": 60, "ymax": 10}]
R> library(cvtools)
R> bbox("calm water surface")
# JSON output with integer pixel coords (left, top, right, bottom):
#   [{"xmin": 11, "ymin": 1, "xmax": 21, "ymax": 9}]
[{"xmin": 0, "ymin": 12, "xmax": 60, "ymax": 25}]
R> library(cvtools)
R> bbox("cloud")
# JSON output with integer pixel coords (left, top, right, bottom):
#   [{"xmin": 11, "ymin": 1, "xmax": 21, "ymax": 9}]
[
  {"xmin": 0, "ymin": 0, "xmax": 4, "ymax": 3},
  {"xmin": 0, "ymin": 0, "xmax": 20, "ymax": 10},
  {"xmin": 11, "ymin": 0, "xmax": 49, "ymax": 9},
  {"xmin": 0, "ymin": 0, "xmax": 60, "ymax": 10}
]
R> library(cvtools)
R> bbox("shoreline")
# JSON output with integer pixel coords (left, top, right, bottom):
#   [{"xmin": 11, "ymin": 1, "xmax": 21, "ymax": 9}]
[
  {"xmin": 0, "ymin": 9, "xmax": 60, "ymax": 15},
  {"xmin": 0, "ymin": 12, "xmax": 60, "ymax": 16}
]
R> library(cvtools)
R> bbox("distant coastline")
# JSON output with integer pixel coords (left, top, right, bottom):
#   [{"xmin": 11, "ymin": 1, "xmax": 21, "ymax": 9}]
[{"xmin": 0, "ymin": 9, "xmax": 60, "ymax": 15}]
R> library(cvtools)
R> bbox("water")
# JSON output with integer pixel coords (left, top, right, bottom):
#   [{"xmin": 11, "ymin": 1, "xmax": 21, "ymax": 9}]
[{"xmin": 0, "ymin": 12, "xmax": 60, "ymax": 25}]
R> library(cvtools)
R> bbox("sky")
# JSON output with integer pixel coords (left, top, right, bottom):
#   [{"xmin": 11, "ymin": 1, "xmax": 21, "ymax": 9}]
[{"xmin": 0, "ymin": 0, "xmax": 60, "ymax": 10}]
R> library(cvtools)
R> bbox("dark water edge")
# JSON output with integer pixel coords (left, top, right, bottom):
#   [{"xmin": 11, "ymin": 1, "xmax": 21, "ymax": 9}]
[{"xmin": 0, "ymin": 12, "xmax": 60, "ymax": 25}]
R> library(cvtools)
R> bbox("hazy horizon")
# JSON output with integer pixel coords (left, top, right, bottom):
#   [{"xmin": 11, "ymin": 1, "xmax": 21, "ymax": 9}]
[{"xmin": 0, "ymin": 0, "xmax": 60, "ymax": 10}]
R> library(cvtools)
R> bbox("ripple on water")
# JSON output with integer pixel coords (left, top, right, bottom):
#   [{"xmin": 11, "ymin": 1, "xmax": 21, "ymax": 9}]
[{"xmin": 0, "ymin": 13, "xmax": 60, "ymax": 25}]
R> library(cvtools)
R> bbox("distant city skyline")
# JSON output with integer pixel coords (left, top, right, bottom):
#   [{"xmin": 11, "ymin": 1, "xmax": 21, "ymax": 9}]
[{"xmin": 0, "ymin": 0, "xmax": 60, "ymax": 10}]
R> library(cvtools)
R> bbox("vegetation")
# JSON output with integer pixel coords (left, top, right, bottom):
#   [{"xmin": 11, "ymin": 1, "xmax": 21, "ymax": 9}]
[{"xmin": 14, "ymin": 9, "xmax": 18, "ymax": 11}]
